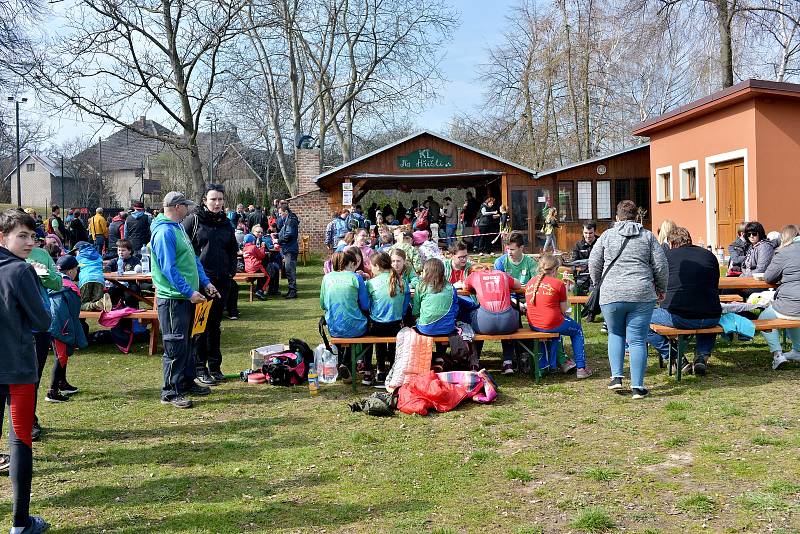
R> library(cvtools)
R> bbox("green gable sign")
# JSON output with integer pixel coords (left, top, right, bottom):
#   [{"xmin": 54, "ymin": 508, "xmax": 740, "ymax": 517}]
[{"xmin": 397, "ymin": 148, "xmax": 453, "ymax": 170}]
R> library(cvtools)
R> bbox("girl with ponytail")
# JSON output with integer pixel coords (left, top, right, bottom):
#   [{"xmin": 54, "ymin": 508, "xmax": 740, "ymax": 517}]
[
  {"xmin": 365, "ymin": 252, "xmax": 411, "ymax": 385},
  {"xmin": 524, "ymin": 253, "xmax": 592, "ymax": 379}
]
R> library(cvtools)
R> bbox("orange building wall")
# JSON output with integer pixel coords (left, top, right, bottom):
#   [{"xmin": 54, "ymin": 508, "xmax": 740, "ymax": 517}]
[
  {"xmin": 648, "ymin": 100, "xmax": 757, "ymax": 247},
  {"xmin": 753, "ymin": 98, "xmax": 800, "ymax": 233}
]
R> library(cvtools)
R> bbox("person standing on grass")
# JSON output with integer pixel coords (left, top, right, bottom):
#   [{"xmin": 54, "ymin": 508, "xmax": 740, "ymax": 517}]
[
  {"xmin": 48, "ymin": 205, "xmax": 66, "ymax": 245},
  {"xmin": 87, "ymin": 207, "xmax": 109, "ymax": 253},
  {"xmin": 150, "ymin": 192, "xmax": 220, "ymax": 409},
  {"xmin": 125, "ymin": 201, "xmax": 152, "ymax": 255},
  {"xmin": 277, "ymin": 201, "xmax": 300, "ymax": 299},
  {"xmin": 647, "ymin": 227, "xmax": 721, "ymax": 376},
  {"xmin": 183, "ymin": 184, "xmax": 238, "ymax": 385},
  {"xmin": 0, "ymin": 209, "xmax": 53, "ymax": 534},
  {"xmin": 589, "ymin": 200, "xmax": 668, "ymax": 400},
  {"xmin": 26, "ymin": 231, "xmax": 62, "ymax": 442}
]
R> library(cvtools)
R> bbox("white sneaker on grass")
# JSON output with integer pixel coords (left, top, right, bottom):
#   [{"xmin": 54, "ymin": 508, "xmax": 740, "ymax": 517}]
[
  {"xmin": 784, "ymin": 349, "xmax": 800, "ymax": 362},
  {"xmin": 772, "ymin": 351, "xmax": 788, "ymax": 370}
]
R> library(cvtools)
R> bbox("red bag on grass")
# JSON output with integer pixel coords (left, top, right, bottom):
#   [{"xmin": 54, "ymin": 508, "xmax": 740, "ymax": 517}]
[{"xmin": 396, "ymin": 371, "xmax": 471, "ymax": 415}]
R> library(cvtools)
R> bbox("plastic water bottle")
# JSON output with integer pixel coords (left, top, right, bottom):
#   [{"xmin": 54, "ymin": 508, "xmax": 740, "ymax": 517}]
[
  {"xmin": 307, "ymin": 362, "xmax": 319, "ymax": 396},
  {"xmin": 314, "ymin": 344, "xmax": 338, "ymax": 384},
  {"xmin": 140, "ymin": 245, "xmax": 150, "ymax": 274},
  {"xmin": 117, "ymin": 256, "xmax": 124, "ymax": 275}
]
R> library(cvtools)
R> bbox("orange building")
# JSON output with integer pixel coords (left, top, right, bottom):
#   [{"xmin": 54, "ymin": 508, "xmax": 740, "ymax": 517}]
[{"xmin": 633, "ymin": 79, "xmax": 800, "ymax": 250}]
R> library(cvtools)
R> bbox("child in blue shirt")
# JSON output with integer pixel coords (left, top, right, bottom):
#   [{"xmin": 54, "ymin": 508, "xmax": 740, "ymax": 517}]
[{"xmin": 365, "ymin": 252, "xmax": 410, "ymax": 386}]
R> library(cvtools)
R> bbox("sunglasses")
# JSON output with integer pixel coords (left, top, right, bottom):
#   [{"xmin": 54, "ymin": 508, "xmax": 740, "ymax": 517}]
[{"xmin": 746, "ymin": 231, "xmax": 759, "ymax": 237}]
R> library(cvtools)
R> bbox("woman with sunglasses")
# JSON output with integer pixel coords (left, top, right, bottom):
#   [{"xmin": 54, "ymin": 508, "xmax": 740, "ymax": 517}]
[{"xmin": 741, "ymin": 221, "xmax": 775, "ymax": 277}]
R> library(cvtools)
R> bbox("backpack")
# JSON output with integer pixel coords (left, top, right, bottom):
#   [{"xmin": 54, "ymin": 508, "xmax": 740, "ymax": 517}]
[{"xmin": 262, "ymin": 351, "xmax": 307, "ymax": 386}]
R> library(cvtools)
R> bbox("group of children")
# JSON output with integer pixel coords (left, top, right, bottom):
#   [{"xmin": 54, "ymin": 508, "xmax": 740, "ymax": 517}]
[
  {"xmin": 240, "ymin": 223, "xmax": 282, "ymax": 299},
  {"xmin": 320, "ymin": 230, "xmax": 591, "ymax": 386}
]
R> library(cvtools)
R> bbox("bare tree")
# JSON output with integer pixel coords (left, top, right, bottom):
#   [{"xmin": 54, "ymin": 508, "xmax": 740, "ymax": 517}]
[{"xmin": 24, "ymin": 0, "xmax": 244, "ymax": 199}]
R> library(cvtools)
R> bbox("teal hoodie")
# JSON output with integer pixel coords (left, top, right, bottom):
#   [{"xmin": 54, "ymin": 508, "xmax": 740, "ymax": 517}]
[
  {"xmin": 150, "ymin": 214, "xmax": 210, "ymax": 300},
  {"xmin": 367, "ymin": 271, "xmax": 410, "ymax": 323}
]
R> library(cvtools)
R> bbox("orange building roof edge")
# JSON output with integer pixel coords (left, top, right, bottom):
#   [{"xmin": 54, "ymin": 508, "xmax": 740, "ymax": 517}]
[{"xmin": 632, "ymin": 79, "xmax": 800, "ymax": 137}]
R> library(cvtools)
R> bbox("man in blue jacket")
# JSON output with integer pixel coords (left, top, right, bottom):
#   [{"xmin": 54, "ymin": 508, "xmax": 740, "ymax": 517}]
[{"xmin": 277, "ymin": 201, "xmax": 299, "ymax": 299}]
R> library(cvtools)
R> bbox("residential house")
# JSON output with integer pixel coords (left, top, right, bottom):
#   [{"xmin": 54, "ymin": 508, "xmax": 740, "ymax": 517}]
[{"xmin": 4, "ymin": 153, "xmax": 80, "ymax": 209}]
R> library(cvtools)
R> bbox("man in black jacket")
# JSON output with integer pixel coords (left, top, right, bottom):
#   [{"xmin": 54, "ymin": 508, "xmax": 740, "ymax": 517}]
[
  {"xmin": 0, "ymin": 209, "xmax": 53, "ymax": 533},
  {"xmin": 183, "ymin": 184, "xmax": 239, "ymax": 384},
  {"xmin": 125, "ymin": 201, "xmax": 152, "ymax": 254},
  {"xmin": 647, "ymin": 226, "xmax": 721, "ymax": 376}
]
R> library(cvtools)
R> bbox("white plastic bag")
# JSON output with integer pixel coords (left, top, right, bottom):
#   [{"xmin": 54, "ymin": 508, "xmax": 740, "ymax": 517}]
[{"xmin": 314, "ymin": 343, "xmax": 338, "ymax": 384}]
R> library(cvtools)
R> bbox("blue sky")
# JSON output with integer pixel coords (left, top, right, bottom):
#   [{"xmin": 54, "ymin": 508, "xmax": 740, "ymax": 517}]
[{"xmin": 14, "ymin": 0, "xmax": 518, "ymax": 146}]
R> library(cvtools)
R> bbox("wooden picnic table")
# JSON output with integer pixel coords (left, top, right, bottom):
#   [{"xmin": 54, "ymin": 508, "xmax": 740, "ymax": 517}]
[
  {"xmin": 718, "ymin": 277, "xmax": 776, "ymax": 290},
  {"xmin": 233, "ymin": 272, "xmax": 267, "ymax": 302},
  {"xmin": 104, "ymin": 273, "xmax": 154, "ymax": 307}
]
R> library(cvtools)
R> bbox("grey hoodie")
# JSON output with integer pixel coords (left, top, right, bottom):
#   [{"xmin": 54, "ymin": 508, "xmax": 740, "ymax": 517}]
[
  {"xmin": 742, "ymin": 239, "xmax": 775, "ymax": 277},
  {"xmin": 764, "ymin": 237, "xmax": 800, "ymax": 317},
  {"xmin": 588, "ymin": 221, "xmax": 669, "ymax": 306}
]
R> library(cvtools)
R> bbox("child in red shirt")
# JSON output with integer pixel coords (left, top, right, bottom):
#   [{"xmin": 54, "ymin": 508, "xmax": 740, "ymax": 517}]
[{"xmin": 525, "ymin": 254, "xmax": 591, "ymax": 379}]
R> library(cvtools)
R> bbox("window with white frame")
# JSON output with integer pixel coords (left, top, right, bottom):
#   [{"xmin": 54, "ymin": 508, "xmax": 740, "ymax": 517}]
[
  {"xmin": 679, "ymin": 161, "xmax": 698, "ymax": 200},
  {"xmin": 596, "ymin": 180, "xmax": 611, "ymax": 219},
  {"xmin": 577, "ymin": 181, "xmax": 592, "ymax": 219},
  {"xmin": 656, "ymin": 166, "xmax": 672, "ymax": 203}
]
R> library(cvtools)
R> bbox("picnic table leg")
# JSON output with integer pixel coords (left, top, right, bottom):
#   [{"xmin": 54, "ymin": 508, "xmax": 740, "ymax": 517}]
[
  {"xmin": 667, "ymin": 339, "xmax": 675, "ymax": 377},
  {"xmin": 676, "ymin": 335, "xmax": 687, "ymax": 382},
  {"xmin": 149, "ymin": 320, "xmax": 160, "ymax": 356},
  {"xmin": 575, "ymin": 303, "xmax": 582, "ymax": 327},
  {"xmin": 249, "ymin": 281, "xmax": 254, "ymax": 302},
  {"xmin": 351, "ymin": 345, "xmax": 358, "ymax": 394}
]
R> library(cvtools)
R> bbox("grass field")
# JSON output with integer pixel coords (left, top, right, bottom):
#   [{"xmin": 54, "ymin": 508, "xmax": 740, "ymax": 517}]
[{"xmin": 1, "ymin": 257, "xmax": 799, "ymax": 533}]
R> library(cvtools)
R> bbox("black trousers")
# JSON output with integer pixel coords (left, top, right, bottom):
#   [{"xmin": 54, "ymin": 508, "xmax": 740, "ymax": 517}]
[
  {"xmin": 158, "ymin": 298, "xmax": 196, "ymax": 400},
  {"xmin": 196, "ymin": 276, "xmax": 231, "ymax": 374},
  {"xmin": 368, "ymin": 320, "xmax": 402, "ymax": 372},
  {"xmin": 226, "ymin": 280, "xmax": 240, "ymax": 317},
  {"xmin": 1, "ymin": 383, "xmax": 35, "ymax": 527}
]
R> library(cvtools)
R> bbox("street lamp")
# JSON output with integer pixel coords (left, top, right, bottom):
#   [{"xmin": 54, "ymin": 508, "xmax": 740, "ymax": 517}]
[{"xmin": 7, "ymin": 96, "xmax": 28, "ymax": 207}]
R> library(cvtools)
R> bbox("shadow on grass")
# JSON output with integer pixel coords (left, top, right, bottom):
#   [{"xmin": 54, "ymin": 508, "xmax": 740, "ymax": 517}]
[{"xmin": 50, "ymin": 496, "xmax": 430, "ymax": 533}]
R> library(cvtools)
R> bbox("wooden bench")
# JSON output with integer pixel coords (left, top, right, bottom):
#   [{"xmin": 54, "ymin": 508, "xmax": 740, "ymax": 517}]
[
  {"xmin": 330, "ymin": 328, "xmax": 560, "ymax": 391},
  {"xmin": 650, "ymin": 318, "xmax": 800, "ymax": 381},
  {"xmin": 79, "ymin": 310, "xmax": 161, "ymax": 356},
  {"xmin": 233, "ymin": 272, "xmax": 267, "ymax": 302}
]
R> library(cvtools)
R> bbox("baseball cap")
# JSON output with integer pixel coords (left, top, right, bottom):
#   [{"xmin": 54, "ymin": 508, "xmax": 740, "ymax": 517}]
[
  {"xmin": 56, "ymin": 255, "xmax": 79, "ymax": 271},
  {"xmin": 162, "ymin": 191, "xmax": 196, "ymax": 208},
  {"xmin": 70, "ymin": 241, "xmax": 92, "ymax": 253}
]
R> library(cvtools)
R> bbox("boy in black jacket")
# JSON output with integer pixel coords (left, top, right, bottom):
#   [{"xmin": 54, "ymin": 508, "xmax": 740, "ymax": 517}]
[{"xmin": 0, "ymin": 209, "xmax": 52, "ymax": 534}]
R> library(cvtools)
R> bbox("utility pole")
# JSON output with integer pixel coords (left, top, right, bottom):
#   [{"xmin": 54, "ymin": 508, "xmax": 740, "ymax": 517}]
[
  {"xmin": 98, "ymin": 137, "xmax": 102, "ymax": 209},
  {"xmin": 7, "ymin": 96, "xmax": 28, "ymax": 207},
  {"xmin": 61, "ymin": 155, "xmax": 65, "ymax": 207}
]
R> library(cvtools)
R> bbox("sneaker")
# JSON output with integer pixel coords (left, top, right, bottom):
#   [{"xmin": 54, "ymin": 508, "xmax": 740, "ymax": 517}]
[
  {"xmin": 18, "ymin": 515, "xmax": 51, "ymax": 534},
  {"xmin": 254, "ymin": 290, "xmax": 266, "ymax": 301},
  {"xmin": 196, "ymin": 371, "xmax": 217, "ymax": 386},
  {"xmin": 337, "ymin": 364, "xmax": 352, "ymax": 382},
  {"xmin": 600, "ymin": 322, "xmax": 608, "ymax": 334},
  {"xmin": 102, "ymin": 293, "xmax": 113, "ymax": 312},
  {"xmin": 631, "ymin": 387, "xmax": 650, "ymax": 400},
  {"xmin": 284, "ymin": 291, "xmax": 297, "ymax": 299},
  {"xmin": 210, "ymin": 370, "xmax": 225, "ymax": 382},
  {"xmin": 161, "ymin": 396, "xmax": 192, "ymax": 409},
  {"xmin": 375, "ymin": 372, "xmax": 386, "ymax": 385},
  {"xmin": 188, "ymin": 383, "xmax": 212, "ymax": 396},
  {"xmin": 361, "ymin": 371, "xmax": 374, "ymax": 386},
  {"xmin": 58, "ymin": 381, "xmax": 79, "ymax": 395},
  {"xmin": 772, "ymin": 352, "xmax": 788, "ymax": 370},
  {"xmin": 681, "ymin": 362, "xmax": 694, "ymax": 375},
  {"xmin": 356, "ymin": 360, "xmax": 366, "ymax": 374},
  {"xmin": 784, "ymin": 349, "xmax": 800, "ymax": 362},
  {"xmin": 693, "ymin": 355, "xmax": 708, "ymax": 376},
  {"xmin": 228, "ymin": 314, "xmax": 239, "ymax": 320},
  {"xmin": 31, "ymin": 421, "xmax": 42, "ymax": 442},
  {"xmin": 576, "ymin": 367, "xmax": 593, "ymax": 379},
  {"xmin": 607, "ymin": 377, "xmax": 623, "ymax": 390},
  {"xmin": 502, "ymin": 362, "xmax": 514, "ymax": 375},
  {"xmin": 45, "ymin": 390, "xmax": 69, "ymax": 403},
  {"xmin": 560, "ymin": 359, "xmax": 577, "ymax": 373},
  {"xmin": 0, "ymin": 453, "xmax": 9, "ymax": 472}
]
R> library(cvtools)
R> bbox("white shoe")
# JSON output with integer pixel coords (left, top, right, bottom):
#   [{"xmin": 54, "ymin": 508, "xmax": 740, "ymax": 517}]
[
  {"xmin": 772, "ymin": 352, "xmax": 788, "ymax": 370},
  {"xmin": 784, "ymin": 349, "xmax": 800, "ymax": 362}
]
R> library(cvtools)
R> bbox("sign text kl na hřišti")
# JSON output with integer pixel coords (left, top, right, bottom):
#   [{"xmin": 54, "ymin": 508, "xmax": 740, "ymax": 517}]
[{"xmin": 397, "ymin": 148, "xmax": 453, "ymax": 169}]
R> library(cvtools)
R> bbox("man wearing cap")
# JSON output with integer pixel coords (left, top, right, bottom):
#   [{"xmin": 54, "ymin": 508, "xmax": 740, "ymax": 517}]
[
  {"xmin": 277, "ymin": 200, "xmax": 299, "ymax": 299},
  {"xmin": 88, "ymin": 207, "xmax": 109, "ymax": 253},
  {"xmin": 125, "ymin": 201, "xmax": 152, "ymax": 255},
  {"xmin": 150, "ymin": 192, "xmax": 219, "ymax": 409}
]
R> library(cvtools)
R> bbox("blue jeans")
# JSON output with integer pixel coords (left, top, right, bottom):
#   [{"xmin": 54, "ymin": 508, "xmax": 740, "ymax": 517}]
[
  {"xmin": 93, "ymin": 235, "xmax": 106, "ymax": 252},
  {"xmin": 446, "ymin": 223, "xmax": 457, "ymax": 247},
  {"xmin": 601, "ymin": 300, "xmax": 655, "ymax": 388},
  {"xmin": 759, "ymin": 306, "xmax": 800, "ymax": 352},
  {"xmin": 471, "ymin": 307, "xmax": 519, "ymax": 363},
  {"xmin": 532, "ymin": 316, "xmax": 586, "ymax": 368},
  {"xmin": 647, "ymin": 307, "xmax": 719, "ymax": 360},
  {"xmin": 283, "ymin": 251, "xmax": 297, "ymax": 292}
]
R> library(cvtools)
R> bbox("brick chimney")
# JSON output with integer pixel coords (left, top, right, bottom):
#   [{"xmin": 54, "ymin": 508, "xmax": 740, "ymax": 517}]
[{"xmin": 295, "ymin": 148, "xmax": 321, "ymax": 195}]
